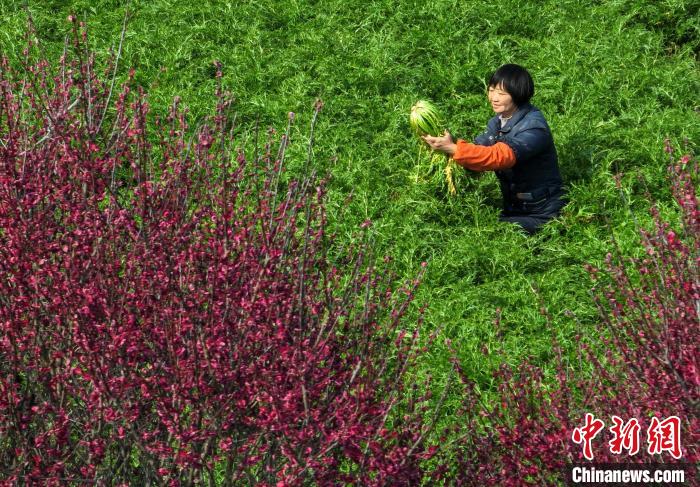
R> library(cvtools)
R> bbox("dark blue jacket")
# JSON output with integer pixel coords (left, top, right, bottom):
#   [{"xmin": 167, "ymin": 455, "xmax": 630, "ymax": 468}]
[{"xmin": 475, "ymin": 104, "xmax": 564, "ymax": 215}]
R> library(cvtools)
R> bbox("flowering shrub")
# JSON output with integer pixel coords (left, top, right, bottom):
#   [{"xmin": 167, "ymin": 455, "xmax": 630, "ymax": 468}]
[
  {"xmin": 2, "ymin": 20, "xmax": 697, "ymax": 486},
  {"xmin": 440, "ymin": 148, "xmax": 698, "ymax": 485},
  {"xmin": 0, "ymin": 22, "xmax": 438, "ymax": 485}
]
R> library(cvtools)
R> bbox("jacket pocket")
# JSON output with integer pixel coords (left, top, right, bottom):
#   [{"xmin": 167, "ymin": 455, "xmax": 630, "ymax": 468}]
[{"xmin": 521, "ymin": 197, "xmax": 549, "ymax": 214}]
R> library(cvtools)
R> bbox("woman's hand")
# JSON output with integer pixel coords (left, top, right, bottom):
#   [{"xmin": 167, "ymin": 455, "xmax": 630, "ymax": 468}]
[{"xmin": 422, "ymin": 130, "xmax": 457, "ymax": 156}]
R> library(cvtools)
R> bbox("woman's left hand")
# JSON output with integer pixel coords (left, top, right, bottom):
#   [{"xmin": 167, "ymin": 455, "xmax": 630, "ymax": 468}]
[{"xmin": 422, "ymin": 130, "xmax": 457, "ymax": 156}]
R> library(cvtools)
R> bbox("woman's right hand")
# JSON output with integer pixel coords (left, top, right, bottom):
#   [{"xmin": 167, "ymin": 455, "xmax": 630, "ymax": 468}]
[{"xmin": 422, "ymin": 130, "xmax": 456, "ymax": 156}]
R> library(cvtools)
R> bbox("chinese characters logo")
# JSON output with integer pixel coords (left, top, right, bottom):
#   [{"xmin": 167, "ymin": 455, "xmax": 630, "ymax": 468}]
[{"xmin": 572, "ymin": 414, "xmax": 682, "ymax": 460}]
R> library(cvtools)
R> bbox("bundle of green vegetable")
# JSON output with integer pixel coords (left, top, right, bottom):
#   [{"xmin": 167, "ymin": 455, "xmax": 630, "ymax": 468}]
[{"xmin": 409, "ymin": 100, "xmax": 457, "ymax": 195}]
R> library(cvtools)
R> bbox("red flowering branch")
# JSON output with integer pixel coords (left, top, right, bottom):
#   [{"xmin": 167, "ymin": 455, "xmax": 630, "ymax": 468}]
[{"xmin": 0, "ymin": 22, "xmax": 438, "ymax": 486}]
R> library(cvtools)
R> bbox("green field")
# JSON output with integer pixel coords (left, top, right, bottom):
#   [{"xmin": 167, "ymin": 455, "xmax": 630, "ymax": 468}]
[{"xmin": 2, "ymin": 0, "xmax": 698, "ymax": 402}]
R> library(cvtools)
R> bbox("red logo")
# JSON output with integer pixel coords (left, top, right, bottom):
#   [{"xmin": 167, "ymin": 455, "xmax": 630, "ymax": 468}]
[
  {"xmin": 572, "ymin": 413, "xmax": 605, "ymax": 460},
  {"xmin": 608, "ymin": 416, "xmax": 641, "ymax": 456},
  {"xmin": 647, "ymin": 416, "xmax": 682, "ymax": 459},
  {"xmin": 573, "ymin": 415, "xmax": 683, "ymax": 460}
]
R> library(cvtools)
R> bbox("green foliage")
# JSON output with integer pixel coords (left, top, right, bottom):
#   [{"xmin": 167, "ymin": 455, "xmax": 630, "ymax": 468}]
[{"xmin": 1, "ymin": 0, "xmax": 698, "ymax": 401}]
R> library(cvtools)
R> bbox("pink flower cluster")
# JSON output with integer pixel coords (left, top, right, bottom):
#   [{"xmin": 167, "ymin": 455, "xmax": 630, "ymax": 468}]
[
  {"xmin": 0, "ymin": 22, "xmax": 436, "ymax": 485},
  {"xmin": 1, "ymin": 20, "xmax": 697, "ymax": 486}
]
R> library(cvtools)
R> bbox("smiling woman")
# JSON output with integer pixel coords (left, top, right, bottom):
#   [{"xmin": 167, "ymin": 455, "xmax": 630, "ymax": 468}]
[
  {"xmin": 488, "ymin": 84, "xmax": 517, "ymax": 119},
  {"xmin": 422, "ymin": 64, "xmax": 566, "ymax": 235}
]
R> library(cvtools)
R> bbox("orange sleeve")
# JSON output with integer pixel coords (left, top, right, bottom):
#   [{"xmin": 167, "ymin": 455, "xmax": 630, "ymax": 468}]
[{"xmin": 452, "ymin": 140, "xmax": 516, "ymax": 171}]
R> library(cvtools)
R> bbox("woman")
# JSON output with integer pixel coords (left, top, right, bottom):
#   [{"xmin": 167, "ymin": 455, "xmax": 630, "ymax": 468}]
[{"xmin": 423, "ymin": 64, "xmax": 566, "ymax": 235}]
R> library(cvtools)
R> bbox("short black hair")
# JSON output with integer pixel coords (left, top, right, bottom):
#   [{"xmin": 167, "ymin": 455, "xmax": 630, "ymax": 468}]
[{"xmin": 488, "ymin": 64, "xmax": 534, "ymax": 106}]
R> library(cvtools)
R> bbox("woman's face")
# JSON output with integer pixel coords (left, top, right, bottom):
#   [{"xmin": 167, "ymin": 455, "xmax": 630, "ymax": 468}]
[{"xmin": 487, "ymin": 83, "xmax": 517, "ymax": 117}]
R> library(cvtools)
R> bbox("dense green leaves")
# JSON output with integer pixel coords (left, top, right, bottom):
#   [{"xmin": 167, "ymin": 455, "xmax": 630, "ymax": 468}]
[{"xmin": 1, "ymin": 0, "xmax": 698, "ymax": 388}]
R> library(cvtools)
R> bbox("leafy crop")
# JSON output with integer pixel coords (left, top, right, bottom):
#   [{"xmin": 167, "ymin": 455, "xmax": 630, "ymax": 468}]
[
  {"xmin": 1, "ymin": 0, "xmax": 698, "ymax": 387},
  {"xmin": 0, "ymin": 1, "xmax": 698, "ymax": 484},
  {"xmin": 434, "ymin": 148, "xmax": 699, "ymax": 485},
  {"xmin": 409, "ymin": 99, "xmax": 458, "ymax": 195}
]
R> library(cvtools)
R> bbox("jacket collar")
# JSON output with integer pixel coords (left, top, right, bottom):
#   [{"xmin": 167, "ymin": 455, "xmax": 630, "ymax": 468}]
[{"xmin": 498, "ymin": 103, "xmax": 534, "ymax": 133}]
